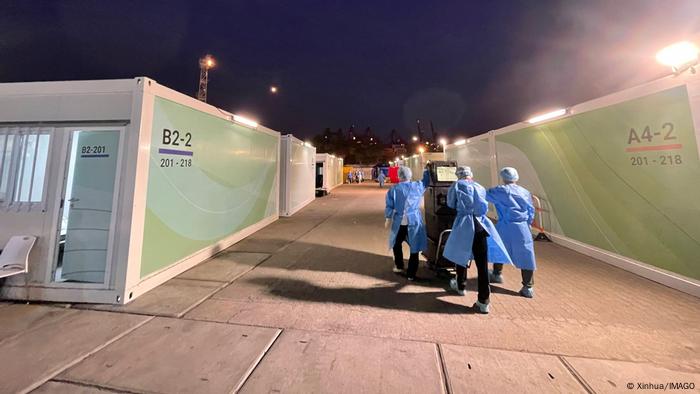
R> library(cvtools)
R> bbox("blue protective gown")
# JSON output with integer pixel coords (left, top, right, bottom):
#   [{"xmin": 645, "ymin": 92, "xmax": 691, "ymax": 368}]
[
  {"xmin": 442, "ymin": 179, "xmax": 512, "ymax": 267},
  {"xmin": 378, "ymin": 173, "xmax": 386, "ymax": 187},
  {"xmin": 385, "ymin": 171, "xmax": 430, "ymax": 253},
  {"xmin": 486, "ymin": 184, "xmax": 537, "ymax": 271}
]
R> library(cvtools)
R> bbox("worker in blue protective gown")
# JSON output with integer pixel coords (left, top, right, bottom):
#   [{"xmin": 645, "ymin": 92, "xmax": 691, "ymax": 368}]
[
  {"xmin": 385, "ymin": 166, "xmax": 430, "ymax": 281},
  {"xmin": 486, "ymin": 167, "xmax": 537, "ymax": 298},
  {"xmin": 377, "ymin": 171, "xmax": 386, "ymax": 188},
  {"xmin": 442, "ymin": 166, "xmax": 512, "ymax": 314}
]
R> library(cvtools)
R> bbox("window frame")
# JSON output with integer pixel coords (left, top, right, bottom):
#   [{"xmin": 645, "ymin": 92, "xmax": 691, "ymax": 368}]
[{"xmin": 0, "ymin": 126, "xmax": 53, "ymax": 211}]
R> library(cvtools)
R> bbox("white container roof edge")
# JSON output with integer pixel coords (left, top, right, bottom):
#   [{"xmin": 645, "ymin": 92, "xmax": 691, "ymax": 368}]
[
  {"xmin": 446, "ymin": 71, "xmax": 699, "ymax": 147},
  {"xmin": 0, "ymin": 77, "xmax": 281, "ymax": 138}
]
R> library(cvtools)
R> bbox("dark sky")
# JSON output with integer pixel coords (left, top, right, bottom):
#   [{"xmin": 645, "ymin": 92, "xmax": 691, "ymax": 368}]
[{"xmin": 2, "ymin": 1, "xmax": 700, "ymax": 140}]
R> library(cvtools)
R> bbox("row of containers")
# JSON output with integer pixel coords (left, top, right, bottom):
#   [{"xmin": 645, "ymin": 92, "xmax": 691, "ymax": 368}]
[
  {"xmin": 444, "ymin": 71, "xmax": 700, "ymax": 297},
  {"xmin": 0, "ymin": 77, "xmax": 342, "ymax": 304}
]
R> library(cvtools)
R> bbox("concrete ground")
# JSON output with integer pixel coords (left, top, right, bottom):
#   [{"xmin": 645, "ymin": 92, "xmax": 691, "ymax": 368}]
[{"xmin": 1, "ymin": 182, "xmax": 699, "ymax": 393}]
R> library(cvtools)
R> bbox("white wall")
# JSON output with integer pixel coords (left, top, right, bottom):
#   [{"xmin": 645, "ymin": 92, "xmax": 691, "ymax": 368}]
[
  {"xmin": 281, "ymin": 135, "xmax": 316, "ymax": 216},
  {"xmin": 316, "ymin": 153, "xmax": 343, "ymax": 192},
  {"xmin": 0, "ymin": 79, "xmax": 136, "ymax": 290}
]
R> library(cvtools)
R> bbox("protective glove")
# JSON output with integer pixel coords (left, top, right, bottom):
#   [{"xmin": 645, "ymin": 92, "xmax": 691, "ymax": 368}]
[{"xmin": 384, "ymin": 218, "xmax": 391, "ymax": 228}]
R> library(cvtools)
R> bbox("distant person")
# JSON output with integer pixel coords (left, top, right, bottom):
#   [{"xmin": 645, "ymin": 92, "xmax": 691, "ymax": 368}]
[
  {"xmin": 357, "ymin": 170, "xmax": 363, "ymax": 183},
  {"xmin": 486, "ymin": 167, "xmax": 537, "ymax": 298},
  {"xmin": 377, "ymin": 171, "xmax": 386, "ymax": 188},
  {"xmin": 442, "ymin": 166, "xmax": 512, "ymax": 314},
  {"xmin": 347, "ymin": 171, "xmax": 354, "ymax": 184},
  {"xmin": 385, "ymin": 166, "xmax": 430, "ymax": 281}
]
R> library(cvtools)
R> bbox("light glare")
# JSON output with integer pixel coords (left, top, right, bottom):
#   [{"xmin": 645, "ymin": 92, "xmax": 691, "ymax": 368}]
[
  {"xmin": 232, "ymin": 114, "xmax": 259, "ymax": 128},
  {"xmin": 656, "ymin": 41, "xmax": 699, "ymax": 68},
  {"xmin": 454, "ymin": 139, "xmax": 466, "ymax": 146},
  {"xmin": 527, "ymin": 108, "xmax": 567, "ymax": 124}
]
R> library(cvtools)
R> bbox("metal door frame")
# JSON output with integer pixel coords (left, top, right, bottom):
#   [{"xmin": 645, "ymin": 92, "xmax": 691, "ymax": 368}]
[{"xmin": 49, "ymin": 126, "xmax": 125, "ymax": 289}]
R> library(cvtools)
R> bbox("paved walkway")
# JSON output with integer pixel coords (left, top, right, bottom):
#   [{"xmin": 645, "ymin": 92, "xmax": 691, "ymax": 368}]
[{"xmin": 1, "ymin": 183, "xmax": 699, "ymax": 393}]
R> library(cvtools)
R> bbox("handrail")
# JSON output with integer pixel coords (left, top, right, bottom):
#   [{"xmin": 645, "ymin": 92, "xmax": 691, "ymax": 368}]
[{"xmin": 531, "ymin": 194, "xmax": 552, "ymax": 242}]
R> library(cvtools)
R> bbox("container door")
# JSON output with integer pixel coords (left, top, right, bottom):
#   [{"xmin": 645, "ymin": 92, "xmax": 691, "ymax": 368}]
[
  {"xmin": 316, "ymin": 162, "xmax": 324, "ymax": 189},
  {"xmin": 54, "ymin": 129, "xmax": 121, "ymax": 284}
]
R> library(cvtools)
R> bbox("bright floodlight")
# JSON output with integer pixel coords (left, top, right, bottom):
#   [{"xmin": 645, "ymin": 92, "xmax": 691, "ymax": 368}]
[
  {"xmin": 527, "ymin": 108, "xmax": 567, "ymax": 124},
  {"xmin": 439, "ymin": 138, "xmax": 447, "ymax": 146},
  {"xmin": 418, "ymin": 146, "xmax": 425, "ymax": 153},
  {"xmin": 270, "ymin": 86, "xmax": 278, "ymax": 94},
  {"xmin": 412, "ymin": 136, "xmax": 418, "ymax": 141},
  {"xmin": 232, "ymin": 114, "xmax": 259, "ymax": 128},
  {"xmin": 656, "ymin": 41, "xmax": 699, "ymax": 69},
  {"xmin": 454, "ymin": 139, "xmax": 466, "ymax": 146}
]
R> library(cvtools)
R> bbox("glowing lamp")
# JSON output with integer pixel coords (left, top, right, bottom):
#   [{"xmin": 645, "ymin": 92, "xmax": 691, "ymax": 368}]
[
  {"xmin": 527, "ymin": 109, "xmax": 567, "ymax": 124},
  {"xmin": 232, "ymin": 114, "xmax": 259, "ymax": 128},
  {"xmin": 656, "ymin": 41, "xmax": 699, "ymax": 72}
]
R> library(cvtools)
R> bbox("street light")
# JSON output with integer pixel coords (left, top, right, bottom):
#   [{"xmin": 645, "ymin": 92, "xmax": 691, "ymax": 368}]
[
  {"xmin": 270, "ymin": 86, "xmax": 278, "ymax": 94},
  {"xmin": 656, "ymin": 41, "xmax": 699, "ymax": 74},
  {"xmin": 418, "ymin": 146, "xmax": 425, "ymax": 153},
  {"xmin": 439, "ymin": 138, "xmax": 447, "ymax": 146},
  {"xmin": 412, "ymin": 136, "xmax": 418, "ymax": 142},
  {"xmin": 197, "ymin": 54, "xmax": 216, "ymax": 102}
]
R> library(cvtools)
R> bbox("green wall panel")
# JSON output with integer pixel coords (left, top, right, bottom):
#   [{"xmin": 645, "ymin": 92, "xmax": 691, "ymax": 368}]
[
  {"xmin": 141, "ymin": 97, "xmax": 278, "ymax": 278},
  {"xmin": 496, "ymin": 86, "xmax": 700, "ymax": 280}
]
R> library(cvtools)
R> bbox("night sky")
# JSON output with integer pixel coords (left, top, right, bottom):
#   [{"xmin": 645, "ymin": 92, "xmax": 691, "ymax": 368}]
[{"xmin": 2, "ymin": 1, "xmax": 700, "ymax": 140}]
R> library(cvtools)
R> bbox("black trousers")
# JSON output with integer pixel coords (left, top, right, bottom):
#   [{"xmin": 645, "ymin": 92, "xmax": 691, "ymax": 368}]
[
  {"xmin": 454, "ymin": 229, "xmax": 490, "ymax": 304},
  {"xmin": 393, "ymin": 225, "xmax": 419, "ymax": 278},
  {"xmin": 492, "ymin": 263, "xmax": 535, "ymax": 287}
]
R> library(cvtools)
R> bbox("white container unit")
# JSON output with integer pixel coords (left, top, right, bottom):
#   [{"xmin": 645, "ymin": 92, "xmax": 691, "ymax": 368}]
[
  {"xmin": 315, "ymin": 153, "xmax": 343, "ymax": 195},
  {"xmin": 0, "ymin": 77, "xmax": 280, "ymax": 304},
  {"xmin": 445, "ymin": 71, "xmax": 700, "ymax": 297},
  {"xmin": 280, "ymin": 135, "xmax": 316, "ymax": 216},
  {"xmin": 405, "ymin": 152, "xmax": 444, "ymax": 181}
]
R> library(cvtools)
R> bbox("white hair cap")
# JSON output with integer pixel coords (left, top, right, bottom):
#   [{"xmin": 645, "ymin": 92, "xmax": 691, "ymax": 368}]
[
  {"xmin": 500, "ymin": 167, "xmax": 519, "ymax": 182},
  {"xmin": 398, "ymin": 166, "xmax": 413, "ymax": 181},
  {"xmin": 455, "ymin": 166, "xmax": 473, "ymax": 179}
]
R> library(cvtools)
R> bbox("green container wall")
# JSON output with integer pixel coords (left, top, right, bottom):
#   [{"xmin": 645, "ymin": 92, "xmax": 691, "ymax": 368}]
[{"xmin": 140, "ymin": 97, "xmax": 278, "ymax": 278}]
